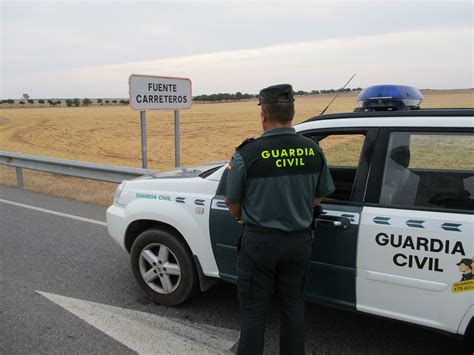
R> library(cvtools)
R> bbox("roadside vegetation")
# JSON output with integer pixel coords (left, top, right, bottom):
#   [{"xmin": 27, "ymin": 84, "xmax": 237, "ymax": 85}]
[
  {"xmin": 0, "ymin": 98, "xmax": 130, "ymax": 108},
  {"xmin": 0, "ymin": 87, "xmax": 364, "ymax": 107}
]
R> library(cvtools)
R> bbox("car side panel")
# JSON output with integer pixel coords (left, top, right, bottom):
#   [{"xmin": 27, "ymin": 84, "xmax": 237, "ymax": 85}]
[
  {"xmin": 117, "ymin": 179, "xmax": 221, "ymax": 278},
  {"xmin": 357, "ymin": 206, "xmax": 473, "ymax": 334}
]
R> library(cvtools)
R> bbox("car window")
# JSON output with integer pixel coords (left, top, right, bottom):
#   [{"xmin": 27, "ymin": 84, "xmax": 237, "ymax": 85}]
[
  {"xmin": 309, "ymin": 133, "xmax": 367, "ymax": 202},
  {"xmin": 318, "ymin": 134, "xmax": 365, "ymax": 167},
  {"xmin": 204, "ymin": 165, "xmax": 225, "ymax": 181},
  {"xmin": 379, "ymin": 132, "xmax": 474, "ymax": 211}
]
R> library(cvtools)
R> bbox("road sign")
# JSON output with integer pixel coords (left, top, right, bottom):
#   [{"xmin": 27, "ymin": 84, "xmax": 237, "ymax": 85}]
[
  {"xmin": 129, "ymin": 74, "xmax": 192, "ymax": 110},
  {"xmin": 129, "ymin": 74, "xmax": 192, "ymax": 168}
]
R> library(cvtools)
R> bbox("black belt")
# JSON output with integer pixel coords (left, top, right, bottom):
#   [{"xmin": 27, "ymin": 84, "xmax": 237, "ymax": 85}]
[{"xmin": 244, "ymin": 223, "xmax": 310, "ymax": 235}]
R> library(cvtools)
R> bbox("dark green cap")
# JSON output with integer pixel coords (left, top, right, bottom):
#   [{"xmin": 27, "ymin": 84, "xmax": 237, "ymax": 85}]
[
  {"xmin": 258, "ymin": 84, "xmax": 295, "ymax": 105},
  {"xmin": 457, "ymin": 258, "xmax": 472, "ymax": 266}
]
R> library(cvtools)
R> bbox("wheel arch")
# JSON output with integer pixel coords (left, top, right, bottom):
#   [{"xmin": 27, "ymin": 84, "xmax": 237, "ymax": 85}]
[
  {"xmin": 458, "ymin": 304, "xmax": 474, "ymax": 336},
  {"xmin": 125, "ymin": 219, "xmax": 186, "ymax": 253}
]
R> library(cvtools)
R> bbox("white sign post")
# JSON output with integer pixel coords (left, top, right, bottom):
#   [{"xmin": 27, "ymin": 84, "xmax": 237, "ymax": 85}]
[{"xmin": 129, "ymin": 74, "xmax": 192, "ymax": 168}]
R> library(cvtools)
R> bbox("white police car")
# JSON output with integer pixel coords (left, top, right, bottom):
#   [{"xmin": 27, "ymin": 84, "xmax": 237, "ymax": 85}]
[{"xmin": 107, "ymin": 107, "xmax": 473, "ymax": 338}]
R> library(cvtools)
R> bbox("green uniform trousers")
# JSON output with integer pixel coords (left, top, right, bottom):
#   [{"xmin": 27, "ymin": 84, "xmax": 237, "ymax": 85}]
[{"xmin": 236, "ymin": 225, "xmax": 312, "ymax": 355}]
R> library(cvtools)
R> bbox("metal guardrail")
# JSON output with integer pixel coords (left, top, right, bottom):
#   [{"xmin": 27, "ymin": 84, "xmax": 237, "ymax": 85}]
[{"xmin": 0, "ymin": 151, "xmax": 154, "ymax": 188}]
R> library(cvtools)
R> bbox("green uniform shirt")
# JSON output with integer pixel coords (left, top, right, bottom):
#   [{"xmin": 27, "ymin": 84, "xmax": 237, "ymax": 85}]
[{"xmin": 217, "ymin": 127, "xmax": 335, "ymax": 231}]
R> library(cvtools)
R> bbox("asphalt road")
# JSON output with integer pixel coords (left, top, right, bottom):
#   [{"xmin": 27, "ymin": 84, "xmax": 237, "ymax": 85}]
[{"xmin": 0, "ymin": 185, "xmax": 470, "ymax": 354}]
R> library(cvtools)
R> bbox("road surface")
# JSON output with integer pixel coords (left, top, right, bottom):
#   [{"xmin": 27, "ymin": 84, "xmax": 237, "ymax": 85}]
[{"xmin": 0, "ymin": 186, "xmax": 469, "ymax": 354}]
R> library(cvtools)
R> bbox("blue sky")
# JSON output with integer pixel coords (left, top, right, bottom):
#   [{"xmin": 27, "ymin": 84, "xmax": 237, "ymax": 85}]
[{"xmin": 1, "ymin": 1, "xmax": 473, "ymax": 98}]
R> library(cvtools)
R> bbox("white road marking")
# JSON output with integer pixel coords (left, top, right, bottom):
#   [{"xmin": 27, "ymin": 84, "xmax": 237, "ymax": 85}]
[
  {"xmin": 36, "ymin": 291, "xmax": 239, "ymax": 354},
  {"xmin": 0, "ymin": 199, "xmax": 106, "ymax": 226}
]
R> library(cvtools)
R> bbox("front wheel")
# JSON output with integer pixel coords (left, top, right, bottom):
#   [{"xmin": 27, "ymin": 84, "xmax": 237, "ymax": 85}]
[{"xmin": 130, "ymin": 228, "xmax": 198, "ymax": 306}]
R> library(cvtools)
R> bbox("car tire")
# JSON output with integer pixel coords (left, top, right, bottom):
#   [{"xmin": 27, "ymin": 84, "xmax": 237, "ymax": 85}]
[{"xmin": 130, "ymin": 228, "xmax": 198, "ymax": 306}]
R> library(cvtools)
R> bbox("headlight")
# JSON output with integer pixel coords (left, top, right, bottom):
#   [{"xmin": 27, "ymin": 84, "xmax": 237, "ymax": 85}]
[{"xmin": 114, "ymin": 182, "xmax": 126, "ymax": 205}]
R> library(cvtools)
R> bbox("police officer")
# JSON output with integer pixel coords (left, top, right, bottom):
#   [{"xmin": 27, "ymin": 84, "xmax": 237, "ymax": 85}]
[{"xmin": 217, "ymin": 84, "xmax": 335, "ymax": 355}]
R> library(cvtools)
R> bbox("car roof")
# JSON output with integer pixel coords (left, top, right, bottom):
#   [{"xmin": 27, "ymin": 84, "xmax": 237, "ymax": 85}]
[{"xmin": 295, "ymin": 108, "xmax": 474, "ymax": 131}]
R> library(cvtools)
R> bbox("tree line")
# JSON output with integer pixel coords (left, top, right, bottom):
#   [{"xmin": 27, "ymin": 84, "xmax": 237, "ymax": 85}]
[
  {"xmin": 193, "ymin": 92, "xmax": 255, "ymax": 102},
  {"xmin": 192, "ymin": 88, "xmax": 363, "ymax": 103},
  {"xmin": 0, "ymin": 88, "xmax": 364, "ymax": 106},
  {"xmin": 296, "ymin": 87, "xmax": 362, "ymax": 95},
  {"xmin": 0, "ymin": 98, "xmax": 130, "ymax": 107},
  {"xmin": 0, "ymin": 99, "xmax": 62, "ymax": 106},
  {"xmin": 64, "ymin": 98, "xmax": 130, "ymax": 107}
]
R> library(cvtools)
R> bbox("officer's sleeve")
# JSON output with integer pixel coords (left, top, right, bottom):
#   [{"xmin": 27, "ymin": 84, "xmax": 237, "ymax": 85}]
[
  {"xmin": 316, "ymin": 152, "xmax": 335, "ymax": 197},
  {"xmin": 216, "ymin": 151, "xmax": 246, "ymax": 203},
  {"xmin": 215, "ymin": 167, "xmax": 228, "ymax": 196}
]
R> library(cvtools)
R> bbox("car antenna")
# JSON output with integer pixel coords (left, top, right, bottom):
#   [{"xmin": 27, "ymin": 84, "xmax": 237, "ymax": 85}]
[{"xmin": 319, "ymin": 73, "xmax": 357, "ymax": 115}]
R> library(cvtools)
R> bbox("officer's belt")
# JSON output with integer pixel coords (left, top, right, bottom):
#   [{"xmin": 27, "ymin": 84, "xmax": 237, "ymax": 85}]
[{"xmin": 244, "ymin": 223, "xmax": 310, "ymax": 235}]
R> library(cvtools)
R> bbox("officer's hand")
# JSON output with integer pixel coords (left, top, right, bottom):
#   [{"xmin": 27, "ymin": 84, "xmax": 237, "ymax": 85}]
[{"xmin": 313, "ymin": 205, "xmax": 323, "ymax": 220}]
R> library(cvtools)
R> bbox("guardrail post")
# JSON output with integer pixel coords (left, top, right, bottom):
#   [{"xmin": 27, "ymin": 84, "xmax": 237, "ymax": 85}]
[
  {"xmin": 140, "ymin": 111, "xmax": 148, "ymax": 169},
  {"xmin": 15, "ymin": 167, "xmax": 24, "ymax": 189},
  {"xmin": 174, "ymin": 109, "xmax": 180, "ymax": 167}
]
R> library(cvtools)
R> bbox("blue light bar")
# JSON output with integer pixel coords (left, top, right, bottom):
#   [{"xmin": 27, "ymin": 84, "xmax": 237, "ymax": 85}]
[{"xmin": 356, "ymin": 85, "xmax": 424, "ymax": 111}]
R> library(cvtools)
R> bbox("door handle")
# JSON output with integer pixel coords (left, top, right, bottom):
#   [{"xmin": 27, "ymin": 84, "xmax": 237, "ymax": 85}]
[
  {"xmin": 317, "ymin": 218, "xmax": 342, "ymax": 227},
  {"xmin": 315, "ymin": 216, "xmax": 351, "ymax": 229}
]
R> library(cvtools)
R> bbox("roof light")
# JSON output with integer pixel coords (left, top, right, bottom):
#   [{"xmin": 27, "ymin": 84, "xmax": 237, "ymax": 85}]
[{"xmin": 355, "ymin": 85, "xmax": 424, "ymax": 112}]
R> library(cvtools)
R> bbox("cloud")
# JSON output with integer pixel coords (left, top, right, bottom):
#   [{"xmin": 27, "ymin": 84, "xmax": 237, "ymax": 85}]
[{"xmin": 2, "ymin": 26, "xmax": 472, "ymax": 98}]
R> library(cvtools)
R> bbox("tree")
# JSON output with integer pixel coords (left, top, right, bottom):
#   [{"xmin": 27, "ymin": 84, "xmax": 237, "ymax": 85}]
[
  {"xmin": 82, "ymin": 98, "xmax": 91, "ymax": 106},
  {"xmin": 56, "ymin": 100, "xmax": 62, "ymax": 106},
  {"xmin": 105, "ymin": 100, "xmax": 110, "ymax": 104},
  {"xmin": 193, "ymin": 92, "xmax": 254, "ymax": 102},
  {"xmin": 97, "ymin": 99, "xmax": 103, "ymax": 105},
  {"xmin": 73, "ymin": 98, "xmax": 80, "ymax": 107},
  {"xmin": 66, "ymin": 99, "xmax": 73, "ymax": 107},
  {"xmin": 38, "ymin": 99, "xmax": 45, "ymax": 106},
  {"xmin": 28, "ymin": 99, "xmax": 34, "ymax": 104},
  {"xmin": 19, "ymin": 101, "xmax": 25, "ymax": 105},
  {"xmin": 47, "ymin": 99, "xmax": 54, "ymax": 106},
  {"xmin": 111, "ymin": 100, "xmax": 117, "ymax": 104}
]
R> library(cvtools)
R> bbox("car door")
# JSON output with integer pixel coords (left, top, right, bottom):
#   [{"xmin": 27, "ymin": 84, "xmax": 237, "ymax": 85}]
[
  {"xmin": 209, "ymin": 193, "xmax": 243, "ymax": 283},
  {"xmin": 208, "ymin": 127, "xmax": 378, "ymax": 305},
  {"xmin": 358, "ymin": 128, "xmax": 474, "ymax": 334},
  {"xmin": 301, "ymin": 128, "xmax": 377, "ymax": 310}
]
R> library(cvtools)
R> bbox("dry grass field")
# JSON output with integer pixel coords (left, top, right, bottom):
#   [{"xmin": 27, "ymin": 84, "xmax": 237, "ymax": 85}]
[{"xmin": 1, "ymin": 90, "xmax": 472, "ymax": 206}]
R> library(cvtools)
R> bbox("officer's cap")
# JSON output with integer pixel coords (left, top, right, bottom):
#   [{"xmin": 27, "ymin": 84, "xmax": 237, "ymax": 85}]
[
  {"xmin": 457, "ymin": 258, "xmax": 472, "ymax": 266},
  {"xmin": 258, "ymin": 84, "xmax": 295, "ymax": 105}
]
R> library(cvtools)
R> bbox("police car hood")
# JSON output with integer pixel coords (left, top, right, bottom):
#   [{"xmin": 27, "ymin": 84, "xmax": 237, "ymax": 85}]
[{"xmin": 135, "ymin": 161, "xmax": 225, "ymax": 180}]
